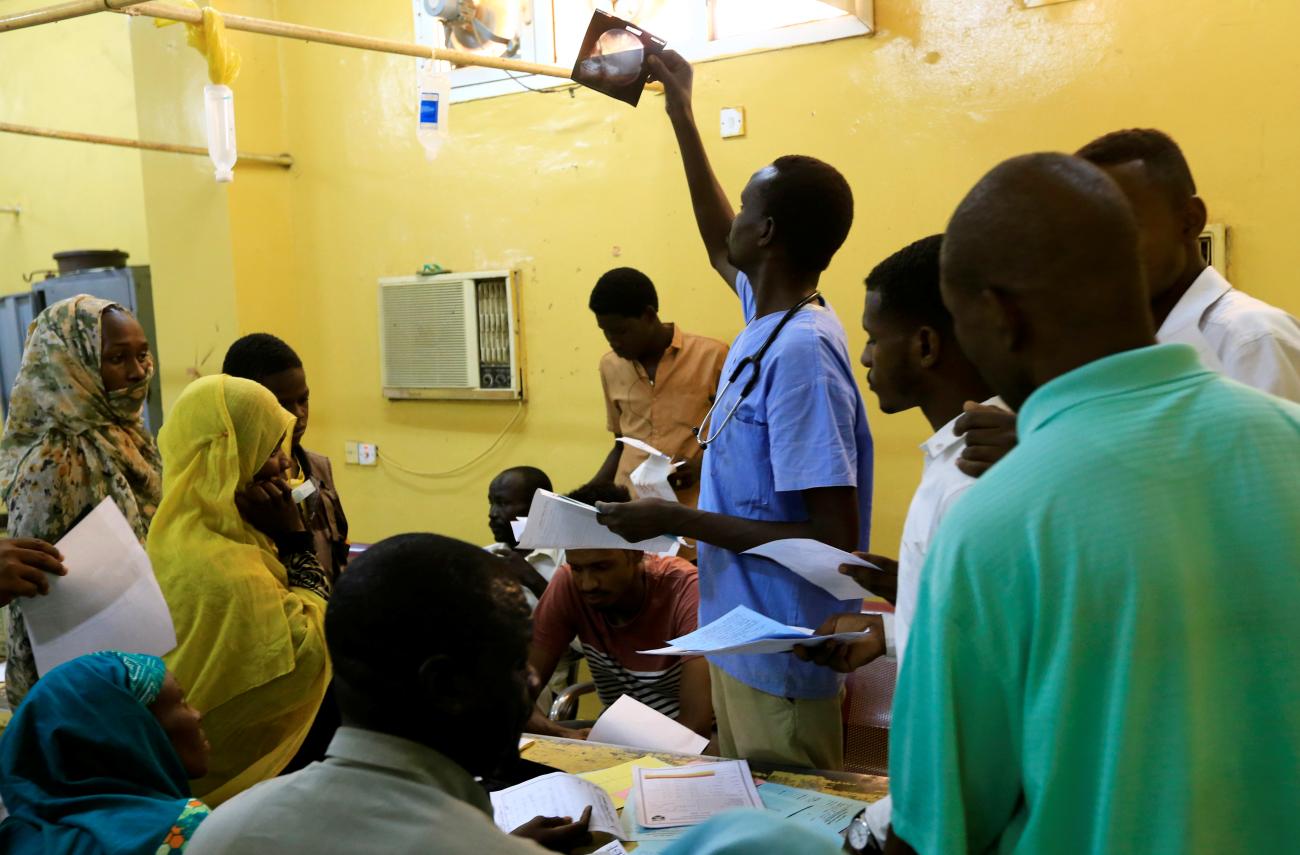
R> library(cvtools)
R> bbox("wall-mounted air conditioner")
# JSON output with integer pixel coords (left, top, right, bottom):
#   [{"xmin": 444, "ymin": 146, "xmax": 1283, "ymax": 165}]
[{"xmin": 378, "ymin": 269, "xmax": 523, "ymax": 400}]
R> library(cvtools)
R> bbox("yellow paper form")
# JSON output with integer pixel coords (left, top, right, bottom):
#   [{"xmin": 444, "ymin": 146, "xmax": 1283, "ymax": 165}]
[{"xmin": 578, "ymin": 756, "xmax": 672, "ymax": 809}]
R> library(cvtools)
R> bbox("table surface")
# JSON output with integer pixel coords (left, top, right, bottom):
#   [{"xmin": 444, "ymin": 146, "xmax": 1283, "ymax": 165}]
[{"xmin": 521, "ymin": 733, "xmax": 889, "ymax": 804}]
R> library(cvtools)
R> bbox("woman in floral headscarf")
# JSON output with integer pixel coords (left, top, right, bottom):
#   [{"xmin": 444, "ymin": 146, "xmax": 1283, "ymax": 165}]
[{"xmin": 0, "ymin": 295, "xmax": 162, "ymax": 707}]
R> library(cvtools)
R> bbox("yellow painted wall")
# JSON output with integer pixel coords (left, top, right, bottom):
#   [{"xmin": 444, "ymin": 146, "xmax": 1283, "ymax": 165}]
[
  {"xmin": 0, "ymin": 8, "xmax": 148, "ymax": 294},
  {"xmin": 127, "ymin": 4, "xmax": 295, "ymax": 406},
  {"xmin": 251, "ymin": 0, "xmax": 1300, "ymax": 552},
  {"xmin": 12, "ymin": 0, "xmax": 1300, "ymax": 555}
]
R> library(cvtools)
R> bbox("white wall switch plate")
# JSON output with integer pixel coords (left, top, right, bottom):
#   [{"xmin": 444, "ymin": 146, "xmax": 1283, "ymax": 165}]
[
  {"xmin": 344, "ymin": 441, "xmax": 359, "ymax": 464},
  {"xmin": 720, "ymin": 106, "xmax": 746, "ymax": 139},
  {"xmin": 358, "ymin": 442, "xmax": 378, "ymax": 466}
]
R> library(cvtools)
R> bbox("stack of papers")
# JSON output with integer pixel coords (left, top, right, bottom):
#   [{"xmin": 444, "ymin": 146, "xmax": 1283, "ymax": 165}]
[
  {"xmin": 517, "ymin": 490, "xmax": 680, "ymax": 553},
  {"xmin": 617, "ymin": 437, "xmax": 681, "ymax": 502},
  {"xmin": 588, "ymin": 696, "xmax": 710, "ymax": 755},
  {"xmin": 632, "ymin": 759, "xmax": 763, "ymax": 829},
  {"xmin": 22, "ymin": 498, "xmax": 176, "ymax": 676},
  {"xmin": 640, "ymin": 605, "xmax": 872, "ymax": 656},
  {"xmin": 578, "ymin": 755, "xmax": 671, "ymax": 809},
  {"xmin": 489, "ymin": 772, "xmax": 622, "ymax": 838},
  {"xmin": 743, "ymin": 538, "xmax": 880, "ymax": 600}
]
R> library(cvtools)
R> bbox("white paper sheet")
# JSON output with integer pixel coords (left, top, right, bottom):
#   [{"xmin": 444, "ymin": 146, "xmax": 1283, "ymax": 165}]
[
  {"xmin": 516, "ymin": 490, "xmax": 680, "ymax": 553},
  {"xmin": 743, "ymin": 538, "xmax": 879, "ymax": 600},
  {"xmin": 510, "ymin": 518, "xmax": 528, "ymax": 542},
  {"xmin": 617, "ymin": 438, "xmax": 681, "ymax": 503},
  {"xmin": 758, "ymin": 782, "xmax": 871, "ymax": 842},
  {"xmin": 593, "ymin": 843, "xmax": 631, "ymax": 855},
  {"xmin": 589, "ymin": 695, "xmax": 709, "ymax": 756},
  {"xmin": 633, "ymin": 759, "xmax": 763, "ymax": 828},
  {"xmin": 639, "ymin": 605, "xmax": 872, "ymax": 656},
  {"xmin": 489, "ymin": 772, "xmax": 622, "ymax": 838},
  {"xmin": 22, "ymin": 497, "xmax": 176, "ymax": 676}
]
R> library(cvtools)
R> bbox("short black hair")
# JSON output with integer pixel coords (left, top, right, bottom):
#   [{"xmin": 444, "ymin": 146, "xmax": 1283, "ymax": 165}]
[
  {"xmin": 326, "ymin": 533, "xmax": 527, "ymax": 734},
  {"xmin": 588, "ymin": 268, "xmax": 659, "ymax": 318},
  {"xmin": 567, "ymin": 482, "xmax": 631, "ymax": 506},
  {"xmin": 222, "ymin": 333, "xmax": 302, "ymax": 380},
  {"xmin": 1075, "ymin": 128, "xmax": 1197, "ymax": 204},
  {"xmin": 762, "ymin": 155, "xmax": 854, "ymax": 273},
  {"xmin": 865, "ymin": 234, "xmax": 951, "ymax": 332},
  {"xmin": 493, "ymin": 466, "xmax": 552, "ymax": 495}
]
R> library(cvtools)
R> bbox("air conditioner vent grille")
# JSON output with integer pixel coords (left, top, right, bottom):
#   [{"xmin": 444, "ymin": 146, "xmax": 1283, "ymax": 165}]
[{"xmin": 381, "ymin": 281, "xmax": 470, "ymax": 388}]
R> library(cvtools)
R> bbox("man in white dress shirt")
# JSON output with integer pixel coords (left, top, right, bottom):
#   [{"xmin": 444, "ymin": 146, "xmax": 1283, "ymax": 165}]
[
  {"xmin": 796, "ymin": 234, "xmax": 1001, "ymax": 848},
  {"xmin": 1076, "ymin": 128, "xmax": 1300, "ymax": 400},
  {"xmin": 955, "ymin": 128, "xmax": 1300, "ymax": 476}
]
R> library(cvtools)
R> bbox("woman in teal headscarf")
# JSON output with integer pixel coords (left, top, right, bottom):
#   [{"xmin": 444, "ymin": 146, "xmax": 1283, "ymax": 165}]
[
  {"xmin": 0, "ymin": 651, "xmax": 212, "ymax": 854},
  {"xmin": 0, "ymin": 296, "xmax": 162, "ymax": 706}
]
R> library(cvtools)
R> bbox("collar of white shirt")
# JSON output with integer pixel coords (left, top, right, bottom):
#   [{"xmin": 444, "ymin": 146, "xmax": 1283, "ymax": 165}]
[
  {"xmin": 920, "ymin": 396, "xmax": 1007, "ymax": 461},
  {"xmin": 1157, "ymin": 266, "xmax": 1232, "ymax": 340}
]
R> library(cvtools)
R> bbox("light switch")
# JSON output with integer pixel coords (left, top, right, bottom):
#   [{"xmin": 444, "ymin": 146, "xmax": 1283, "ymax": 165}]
[
  {"xmin": 344, "ymin": 441, "xmax": 359, "ymax": 464},
  {"xmin": 720, "ymin": 106, "xmax": 746, "ymax": 139},
  {"xmin": 358, "ymin": 443, "xmax": 378, "ymax": 466}
]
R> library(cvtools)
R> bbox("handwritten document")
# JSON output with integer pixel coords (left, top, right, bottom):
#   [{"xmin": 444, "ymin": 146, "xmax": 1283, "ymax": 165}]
[
  {"xmin": 633, "ymin": 759, "xmax": 763, "ymax": 828},
  {"xmin": 639, "ymin": 605, "xmax": 871, "ymax": 656},
  {"xmin": 758, "ymin": 782, "xmax": 874, "ymax": 842},
  {"xmin": 743, "ymin": 539, "xmax": 879, "ymax": 600},
  {"xmin": 517, "ymin": 490, "xmax": 680, "ymax": 553},
  {"xmin": 589, "ymin": 695, "xmax": 709, "ymax": 756},
  {"xmin": 23, "ymin": 498, "xmax": 176, "ymax": 676},
  {"xmin": 592, "ymin": 843, "xmax": 631, "ymax": 855},
  {"xmin": 490, "ymin": 772, "xmax": 622, "ymax": 838}
]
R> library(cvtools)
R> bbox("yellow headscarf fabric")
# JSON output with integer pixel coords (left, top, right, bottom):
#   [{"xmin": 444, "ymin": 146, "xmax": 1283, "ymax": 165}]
[{"xmin": 148, "ymin": 375, "xmax": 329, "ymax": 806}]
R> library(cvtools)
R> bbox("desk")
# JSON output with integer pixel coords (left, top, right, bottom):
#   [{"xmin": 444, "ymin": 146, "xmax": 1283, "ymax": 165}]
[{"xmin": 521, "ymin": 733, "xmax": 888, "ymax": 804}]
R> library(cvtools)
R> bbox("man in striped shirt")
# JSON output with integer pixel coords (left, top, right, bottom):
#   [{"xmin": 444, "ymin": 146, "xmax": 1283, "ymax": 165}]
[{"xmin": 526, "ymin": 484, "xmax": 712, "ymax": 740}]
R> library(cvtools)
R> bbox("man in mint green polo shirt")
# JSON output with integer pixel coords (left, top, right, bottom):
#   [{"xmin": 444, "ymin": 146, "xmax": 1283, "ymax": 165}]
[{"xmin": 886, "ymin": 153, "xmax": 1300, "ymax": 854}]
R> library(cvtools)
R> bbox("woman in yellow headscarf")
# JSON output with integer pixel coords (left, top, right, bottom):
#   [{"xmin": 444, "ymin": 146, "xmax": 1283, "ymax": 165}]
[{"xmin": 147, "ymin": 374, "xmax": 331, "ymax": 806}]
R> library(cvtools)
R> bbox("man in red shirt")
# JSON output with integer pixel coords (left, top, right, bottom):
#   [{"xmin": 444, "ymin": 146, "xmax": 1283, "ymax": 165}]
[{"xmin": 526, "ymin": 484, "xmax": 713, "ymax": 741}]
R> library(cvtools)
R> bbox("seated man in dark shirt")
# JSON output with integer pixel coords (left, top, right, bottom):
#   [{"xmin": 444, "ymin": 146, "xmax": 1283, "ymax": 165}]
[{"xmin": 525, "ymin": 483, "xmax": 712, "ymax": 741}]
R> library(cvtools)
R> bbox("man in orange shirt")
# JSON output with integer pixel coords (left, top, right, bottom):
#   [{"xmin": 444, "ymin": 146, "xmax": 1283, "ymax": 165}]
[{"xmin": 588, "ymin": 267, "xmax": 729, "ymax": 512}]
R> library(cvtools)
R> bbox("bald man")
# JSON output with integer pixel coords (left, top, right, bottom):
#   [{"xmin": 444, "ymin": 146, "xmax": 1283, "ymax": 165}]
[
  {"xmin": 956, "ymin": 129, "xmax": 1300, "ymax": 477},
  {"xmin": 885, "ymin": 154, "xmax": 1300, "ymax": 854}
]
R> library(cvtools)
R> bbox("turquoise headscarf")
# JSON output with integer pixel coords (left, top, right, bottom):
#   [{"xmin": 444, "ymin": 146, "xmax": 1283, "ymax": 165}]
[{"xmin": 0, "ymin": 651, "xmax": 210, "ymax": 854}]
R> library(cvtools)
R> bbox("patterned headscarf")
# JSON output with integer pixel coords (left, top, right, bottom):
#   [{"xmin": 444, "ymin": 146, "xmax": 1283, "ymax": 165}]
[
  {"xmin": 0, "ymin": 294, "xmax": 162, "ymax": 542},
  {"xmin": 93, "ymin": 650, "xmax": 169, "ymax": 705},
  {"xmin": 0, "ymin": 651, "xmax": 211, "ymax": 855},
  {"xmin": 0, "ymin": 296, "xmax": 163, "ymax": 707}
]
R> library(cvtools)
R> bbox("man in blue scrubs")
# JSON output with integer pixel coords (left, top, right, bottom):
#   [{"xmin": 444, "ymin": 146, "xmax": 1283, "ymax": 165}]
[{"xmin": 595, "ymin": 51, "xmax": 873, "ymax": 770}]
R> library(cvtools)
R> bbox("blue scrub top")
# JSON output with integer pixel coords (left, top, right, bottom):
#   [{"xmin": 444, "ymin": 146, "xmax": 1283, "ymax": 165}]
[{"xmin": 697, "ymin": 272, "xmax": 874, "ymax": 699}]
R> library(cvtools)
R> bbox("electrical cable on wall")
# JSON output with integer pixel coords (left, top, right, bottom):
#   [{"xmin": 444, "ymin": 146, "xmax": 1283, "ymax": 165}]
[
  {"xmin": 503, "ymin": 69, "xmax": 573, "ymax": 95},
  {"xmin": 376, "ymin": 402, "xmax": 525, "ymax": 477}
]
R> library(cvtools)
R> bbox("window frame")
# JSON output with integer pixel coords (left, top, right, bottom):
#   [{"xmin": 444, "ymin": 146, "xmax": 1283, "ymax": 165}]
[{"xmin": 422, "ymin": 1, "xmax": 873, "ymax": 104}]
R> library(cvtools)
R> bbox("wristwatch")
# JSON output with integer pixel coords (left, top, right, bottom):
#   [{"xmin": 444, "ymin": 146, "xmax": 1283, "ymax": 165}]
[{"xmin": 843, "ymin": 807, "xmax": 882, "ymax": 854}]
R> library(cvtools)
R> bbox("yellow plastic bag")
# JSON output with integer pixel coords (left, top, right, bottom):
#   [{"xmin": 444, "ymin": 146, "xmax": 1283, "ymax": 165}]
[{"xmin": 156, "ymin": 1, "xmax": 242, "ymax": 85}]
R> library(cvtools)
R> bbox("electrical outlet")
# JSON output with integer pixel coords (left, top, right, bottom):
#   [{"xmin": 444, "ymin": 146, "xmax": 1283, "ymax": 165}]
[
  {"xmin": 344, "ymin": 441, "xmax": 359, "ymax": 464},
  {"xmin": 720, "ymin": 106, "xmax": 746, "ymax": 139},
  {"xmin": 358, "ymin": 443, "xmax": 378, "ymax": 466}
]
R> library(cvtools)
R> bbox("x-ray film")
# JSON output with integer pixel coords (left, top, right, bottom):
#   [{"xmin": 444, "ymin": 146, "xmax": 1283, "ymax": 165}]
[{"xmin": 570, "ymin": 9, "xmax": 667, "ymax": 106}]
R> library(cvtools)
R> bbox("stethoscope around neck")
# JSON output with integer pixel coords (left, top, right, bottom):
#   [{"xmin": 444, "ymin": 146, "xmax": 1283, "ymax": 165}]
[{"xmin": 693, "ymin": 290, "xmax": 823, "ymax": 448}]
